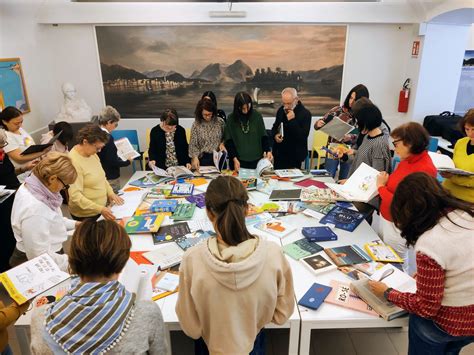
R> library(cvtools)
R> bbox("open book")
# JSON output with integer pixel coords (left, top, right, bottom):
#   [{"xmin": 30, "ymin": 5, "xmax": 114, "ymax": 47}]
[
  {"xmin": 326, "ymin": 163, "xmax": 380, "ymax": 202},
  {"xmin": 428, "ymin": 152, "xmax": 474, "ymax": 176},
  {"xmin": 20, "ymin": 131, "xmax": 62, "ymax": 155},
  {"xmin": 319, "ymin": 116, "xmax": 355, "ymax": 141},
  {"xmin": 238, "ymin": 158, "xmax": 273, "ymax": 178},
  {"xmin": 0, "ymin": 254, "xmax": 69, "ymax": 305},
  {"xmin": 115, "ymin": 137, "xmax": 140, "ymax": 161},
  {"xmin": 152, "ymin": 165, "xmax": 194, "ymax": 179}
]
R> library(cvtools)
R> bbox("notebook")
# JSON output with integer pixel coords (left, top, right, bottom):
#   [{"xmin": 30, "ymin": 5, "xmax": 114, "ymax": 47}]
[{"xmin": 298, "ymin": 283, "xmax": 332, "ymax": 310}]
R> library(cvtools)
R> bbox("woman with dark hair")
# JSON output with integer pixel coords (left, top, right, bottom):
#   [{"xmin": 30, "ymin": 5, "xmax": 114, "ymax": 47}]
[
  {"xmin": 224, "ymin": 92, "xmax": 272, "ymax": 171},
  {"xmin": 376, "ymin": 122, "xmax": 437, "ymax": 273},
  {"xmin": 201, "ymin": 90, "xmax": 226, "ymax": 121},
  {"xmin": 148, "ymin": 108, "xmax": 191, "ymax": 170},
  {"xmin": 189, "ymin": 98, "xmax": 225, "ymax": 171},
  {"xmin": 314, "ymin": 84, "xmax": 369, "ymax": 179},
  {"xmin": 1, "ymin": 106, "xmax": 49, "ymax": 173},
  {"xmin": 30, "ymin": 220, "xmax": 168, "ymax": 354},
  {"xmin": 68, "ymin": 124, "xmax": 123, "ymax": 221},
  {"xmin": 369, "ymin": 173, "xmax": 474, "ymax": 355},
  {"xmin": 442, "ymin": 108, "xmax": 474, "ymax": 203},
  {"xmin": 176, "ymin": 176, "xmax": 294, "ymax": 354},
  {"xmin": 40, "ymin": 121, "xmax": 73, "ymax": 153}
]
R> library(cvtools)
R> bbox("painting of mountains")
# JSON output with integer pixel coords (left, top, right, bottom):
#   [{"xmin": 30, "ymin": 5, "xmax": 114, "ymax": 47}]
[{"xmin": 96, "ymin": 25, "xmax": 346, "ymax": 118}]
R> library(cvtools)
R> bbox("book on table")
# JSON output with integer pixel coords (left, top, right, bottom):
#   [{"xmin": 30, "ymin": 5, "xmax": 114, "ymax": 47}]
[
  {"xmin": 319, "ymin": 205, "xmax": 365, "ymax": 232},
  {"xmin": 110, "ymin": 190, "xmax": 147, "ymax": 219},
  {"xmin": 171, "ymin": 183, "xmax": 194, "ymax": 196},
  {"xmin": 238, "ymin": 158, "xmax": 273, "ymax": 178},
  {"xmin": 428, "ymin": 151, "xmax": 474, "ymax": 176},
  {"xmin": 240, "ymin": 178, "xmax": 257, "ymax": 190},
  {"xmin": 298, "ymin": 282, "xmax": 332, "ymax": 310},
  {"xmin": 245, "ymin": 212, "xmax": 272, "ymax": 226},
  {"xmin": 302, "ymin": 226, "xmax": 338, "ymax": 242},
  {"xmin": 324, "ymin": 245, "xmax": 372, "ymax": 266},
  {"xmin": 143, "ymin": 243, "xmax": 184, "ymax": 269},
  {"xmin": 171, "ymin": 203, "xmax": 196, "ymax": 221},
  {"xmin": 282, "ymin": 239, "xmax": 323, "ymax": 260},
  {"xmin": 150, "ymin": 199, "xmax": 178, "ymax": 213},
  {"xmin": 152, "ymin": 222, "xmax": 192, "ymax": 244},
  {"xmin": 152, "ymin": 165, "xmax": 194, "ymax": 179},
  {"xmin": 319, "ymin": 115, "xmax": 355, "ymax": 141},
  {"xmin": 114, "ymin": 137, "xmax": 140, "ymax": 161},
  {"xmin": 300, "ymin": 186, "xmax": 347, "ymax": 203},
  {"xmin": 294, "ymin": 179, "xmax": 328, "ymax": 189},
  {"xmin": 151, "ymin": 270, "xmax": 180, "ymax": 301},
  {"xmin": 324, "ymin": 280, "xmax": 378, "ymax": 316},
  {"xmin": 254, "ymin": 219, "xmax": 296, "ymax": 238},
  {"xmin": 351, "ymin": 264, "xmax": 416, "ymax": 321},
  {"xmin": 364, "ymin": 242, "xmax": 403, "ymax": 263},
  {"xmin": 274, "ymin": 169, "xmax": 305, "ymax": 178},
  {"xmin": 123, "ymin": 214, "xmax": 165, "ymax": 234},
  {"xmin": 269, "ymin": 189, "xmax": 302, "ymax": 201},
  {"xmin": 337, "ymin": 262, "xmax": 386, "ymax": 281},
  {"xmin": 175, "ymin": 230, "xmax": 215, "ymax": 251},
  {"xmin": 185, "ymin": 193, "xmax": 206, "ymax": 208},
  {"xmin": 300, "ymin": 253, "xmax": 337, "ymax": 275},
  {"xmin": 326, "ymin": 163, "xmax": 380, "ymax": 202},
  {"xmin": 0, "ymin": 254, "xmax": 69, "ymax": 305}
]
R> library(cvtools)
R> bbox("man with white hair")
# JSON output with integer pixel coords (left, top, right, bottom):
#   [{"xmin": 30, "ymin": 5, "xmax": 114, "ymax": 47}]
[{"xmin": 270, "ymin": 87, "xmax": 312, "ymax": 169}]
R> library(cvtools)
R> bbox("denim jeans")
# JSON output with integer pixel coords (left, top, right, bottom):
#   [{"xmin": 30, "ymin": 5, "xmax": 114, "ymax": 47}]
[
  {"xmin": 324, "ymin": 158, "xmax": 351, "ymax": 180},
  {"xmin": 1, "ymin": 345, "xmax": 13, "ymax": 355},
  {"xmin": 194, "ymin": 329, "xmax": 266, "ymax": 355},
  {"xmin": 408, "ymin": 314, "xmax": 474, "ymax": 355}
]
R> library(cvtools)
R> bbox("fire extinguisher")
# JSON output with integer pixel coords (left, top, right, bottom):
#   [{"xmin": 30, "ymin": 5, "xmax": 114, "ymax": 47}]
[{"xmin": 398, "ymin": 78, "xmax": 410, "ymax": 113}]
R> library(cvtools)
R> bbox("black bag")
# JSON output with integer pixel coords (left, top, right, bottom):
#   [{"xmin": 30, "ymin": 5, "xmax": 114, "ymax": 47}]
[{"xmin": 423, "ymin": 111, "xmax": 463, "ymax": 146}]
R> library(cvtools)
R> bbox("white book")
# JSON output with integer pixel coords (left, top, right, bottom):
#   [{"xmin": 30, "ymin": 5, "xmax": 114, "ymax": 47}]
[
  {"xmin": 143, "ymin": 243, "xmax": 184, "ymax": 269},
  {"xmin": 326, "ymin": 163, "xmax": 380, "ymax": 202},
  {"xmin": 114, "ymin": 137, "xmax": 140, "ymax": 161},
  {"xmin": 319, "ymin": 116, "xmax": 355, "ymax": 141},
  {"xmin": 274, "ymin": 169, "xmax": 305, "ymax": 178},
  {"xmin": 110, "ymin": 190, "xmax": 147, "ymax": 219},
  {"xmin": 254, "ymin": 219, "xmax": 296, "ymax": 238}
]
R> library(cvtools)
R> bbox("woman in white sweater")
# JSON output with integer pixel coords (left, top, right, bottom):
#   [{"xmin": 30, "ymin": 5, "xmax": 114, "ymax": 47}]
[
  {"xmin": 10, "ymin": 152, "xmax": 78, "ymax": 271},
  {"xmin": 176, "ymin": 176, "xmax": 295, "ymax": 354}
]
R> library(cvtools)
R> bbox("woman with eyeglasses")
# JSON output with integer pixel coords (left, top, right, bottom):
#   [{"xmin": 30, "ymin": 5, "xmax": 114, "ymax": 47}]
[
  {"xmin": 68, "ymin": 124, "xmax": 124, "ymax": 221},
  {"xmin": 9, "ymin": 152, "xmax": 78, "ymax": 271},
  {"xmin": 189, "ymin": 98, "xmax": 226, "ymax": 171},
  {"xmin": 376, "ymin": 122, "xmax": 437, "ymax": 274},
  {"xmin": 224, "ymin": 92, "xmax": 272, "ymax": 171}
]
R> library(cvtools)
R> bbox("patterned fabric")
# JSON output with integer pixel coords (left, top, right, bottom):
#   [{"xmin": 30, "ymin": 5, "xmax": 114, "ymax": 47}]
[
  {"xmin": 347, "ymin": 133, "xmax": 392, "ymax": 177},
  {"xmin": 388, "ymin": 253, "xmax": 474, "ymax": 337},
  {"xmin": 45, "ymin": 278, "xmax": 136, "ymax": 354},
  {"xmin": 164, "ymin": 131, "xmax": 178, "ymax": 168},
  {"xmin": 188, "ymin": 118, "xmax": 225, "ymax": 158},
  {"xmin": 24, "ymin": 173, "xmax": 63, "ymax": 211}
]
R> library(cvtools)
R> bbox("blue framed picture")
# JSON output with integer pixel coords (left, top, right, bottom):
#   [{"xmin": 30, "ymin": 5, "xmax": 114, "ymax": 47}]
[{"xmin": 0, "ymin": 58, "xmax": 30, "ymax": 113}]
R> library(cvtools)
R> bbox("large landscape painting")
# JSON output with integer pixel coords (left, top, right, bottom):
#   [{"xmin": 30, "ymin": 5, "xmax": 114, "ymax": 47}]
[{"xmin": 96, "ymin": 25, "xmax": 347, "ymax": 118}]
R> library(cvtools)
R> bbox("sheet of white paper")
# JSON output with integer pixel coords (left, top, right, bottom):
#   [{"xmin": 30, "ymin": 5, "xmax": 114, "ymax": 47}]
[
  {"xmin": 111, "ymin": 190, "xmax": 147, "ymax": 219},
  {"xmin": 115, "ymin": 137, "xmax": 140, "ymax": 161}
]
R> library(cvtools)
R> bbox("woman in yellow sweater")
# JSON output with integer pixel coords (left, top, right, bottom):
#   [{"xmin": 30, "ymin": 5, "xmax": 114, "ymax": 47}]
[
  {"xmin": 68, "ymin": 124, "xmax": 123, "ymax": 220},
  {"xmin": 442, "ymin": 109, "xmax": 474, "ymax": 203}
]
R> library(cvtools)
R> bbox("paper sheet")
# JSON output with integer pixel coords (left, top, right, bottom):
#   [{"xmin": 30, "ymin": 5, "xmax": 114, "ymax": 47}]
[{"xmin": 111, "ymin": 190, "xmax": 147, "ymax": 219}]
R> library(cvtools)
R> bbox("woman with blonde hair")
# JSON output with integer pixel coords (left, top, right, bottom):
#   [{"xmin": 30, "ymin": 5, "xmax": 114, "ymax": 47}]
[{"xmin": 10, "ymin": 152, "xmax": 79, "ymax": 271}]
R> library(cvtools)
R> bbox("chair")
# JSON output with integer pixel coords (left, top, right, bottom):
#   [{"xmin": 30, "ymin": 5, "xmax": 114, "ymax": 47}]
[
  {"xmin": 142, "ymin": 128, "xmax": 151, "ymax": 170},
  {"xmin": 185, "ymin": 128, "xmax": 191, "ymax": 144},
  {"xmin": 309, "ymin": 131, "xmax": 329, "ymax": 170},
  {"xmin": 428, "ymin": 137, "xmax": 439, "ymax": 152},
  {"xmin": 110, "ymin": 130, "xmax": 141, "ymax": 172}
]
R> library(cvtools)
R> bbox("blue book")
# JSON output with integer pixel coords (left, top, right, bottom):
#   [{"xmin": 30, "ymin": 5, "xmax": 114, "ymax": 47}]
[
  {"xmin": 319, "ymin": 206, "xmax": 365, "ymax": 232},
  {"xmin": 298, "ymin": 283, "xmax": 332, "ymax": 310},
  {"xmin": 302, "ymin": 226, "xmax": 338, "ymax": 242},
  {"xmin": 150, "ymin": 199, "xmax": 178, "ymax": 213}
]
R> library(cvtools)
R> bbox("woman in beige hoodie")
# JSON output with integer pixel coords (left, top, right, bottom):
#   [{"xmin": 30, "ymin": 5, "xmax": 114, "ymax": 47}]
[{"xmin": 176, "ymin": 176, "xmax": 295, "ymax": 355}]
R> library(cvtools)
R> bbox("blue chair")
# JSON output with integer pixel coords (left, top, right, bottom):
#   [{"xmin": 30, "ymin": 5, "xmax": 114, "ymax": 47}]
[
  {"xmin": 110, "ymin": 129, "xmax": 141, "ymax": 172},
  {"xmin": 428, "ymin": 137, "xmax": 438, "ymax": 152}
]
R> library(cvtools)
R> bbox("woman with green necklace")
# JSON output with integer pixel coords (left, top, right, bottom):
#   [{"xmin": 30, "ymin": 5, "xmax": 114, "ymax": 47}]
[{"xmin": 224, "ymin": 92, "xmax": 272, "ymax": 171}]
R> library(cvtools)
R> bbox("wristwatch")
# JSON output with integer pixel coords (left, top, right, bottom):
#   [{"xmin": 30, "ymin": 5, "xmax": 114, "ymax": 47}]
[{"xmin": 383, "ymin": 287, "xmax": 393, "ymax": 300}]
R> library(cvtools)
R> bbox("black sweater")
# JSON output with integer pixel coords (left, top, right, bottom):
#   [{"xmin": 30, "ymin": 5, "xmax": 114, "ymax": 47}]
[
  {"xmin": 149, "ymin": 124, "xmax": 190, "ymax": 169},
  {"xmin": 98, "ymin": 133, "xmax": 131, "ymax": 180},
  {"xmin": 0, "ymin": 154, "xmax": 20, "ymax": 190},
  {"xmin": 271, "ymin": 101, "xmax": 312, "ymax": 162}
]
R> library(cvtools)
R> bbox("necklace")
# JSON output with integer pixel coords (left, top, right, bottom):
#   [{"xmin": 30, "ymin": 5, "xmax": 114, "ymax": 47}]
[{"xmin": 240, "ymin": 119, "xmax": 250, "ymax": 134}]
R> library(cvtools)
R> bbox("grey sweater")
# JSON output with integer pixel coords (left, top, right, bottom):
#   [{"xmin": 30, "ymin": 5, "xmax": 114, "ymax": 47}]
[{"xmin": 30, "ymin": 301, "xmax": 168, "ymax": 355}]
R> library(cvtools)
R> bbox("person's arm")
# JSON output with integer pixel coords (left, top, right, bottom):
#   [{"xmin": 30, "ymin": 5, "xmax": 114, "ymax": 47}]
[
  {"xmin": 0, "ymin": 302, "xmax": 29, "ymax": 330},
  {"xmin": 449, "ymin": 175, "xmax": 474, "ymax": 187},
  {"xmin": 148, "ymin": 306, "xmax": 169, "ymax": 355},
  {"xmin": 286, "ymin": 109, "xmax": 312, "ymax": 142},
  {"xmin": 20, "ymin": 215, "xmax": 69, "ymax": 271},
  {"xmin": 314, "ymin": 106, "xmax": 338, "ymax": 130},
  {"xmin": 62, "ymin": 217, "xmax": 77, "ymax": 231},
  {"xmin": 272, "ymin": 250, "xmax": 295, "ymax": 325},
  {"xmin": 387, "ymin": 253, "xmax": 445, "ymax": 317},
  {"xmin": 270, "ymin": 111, "xmax": 282, "ymax": 141},
  {"xmin": 6, "ymin": 149, "xmax": 46, "ymax": 165},
  {"xmin": 68, "ymin": 165, "xmax": 104, "ymax": 215}
]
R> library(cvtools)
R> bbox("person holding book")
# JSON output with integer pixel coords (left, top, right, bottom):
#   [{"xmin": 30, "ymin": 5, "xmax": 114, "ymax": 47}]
[
  {"xmin": 0, "ymin": 106, "xmax": 49, "ymax": 174},
  {"xmin": 369, "ymin": 173, "xmax": 474, "ymax": 355},
  {"xmin": 176, "ymin": 176, "xmax": 294, "ymax": 354},
  {"xmin": 97, "ymin": 106, "xmax": 131, "ymax": 193},
  {"xmin": 442, "ymin": 109, "xmax": 474, "ymax": 203},
  {"xmin": 30, "ymin": 219, "xmax": 168, "ymax": 354},
  {"xmin": 40, "ymin": 121, "xmax": 73, "ymax": 153},
  {"xmin": 68, "ymin": 124, "xmax": 124, "ymax": 221},
  {"xmin": 201, "ymin": 90, "xmax": 226, "ymax": 122},
  {"xmin": 148, "ymin": 108, "xmax": 191, "ymax": 170},
  {"xmin": 271, "ymin": 87, "xmax": 312, "ymax": 169},
  {"xmin": 189, "ymin": 98, "xmax": 225, "ymax": 171},
  {"xmin": 1, "ymin": 300, "xmax": 29, "ymax": 355},
  {"xmin": 376, "ymin": 122, "xmax": 437, "ymax": 274},
  {"xmin": 224, "ymin": 92, "xmax": 272, "ymax": 171},
  {"xmin": 313, "ymin": 84, "xmax": 368, "ymax": 179},
  {"xmin": 9, "ymin": 152, "xmax": 78, "ymax": 271}
]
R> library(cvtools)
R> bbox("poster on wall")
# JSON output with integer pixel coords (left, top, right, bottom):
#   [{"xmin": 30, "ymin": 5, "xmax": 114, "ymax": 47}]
[
  {"xmin": 0, "ymin": 58, "xmax": 30, "ymax": 113},
  {"xmin": 95, "ymin": 25, "xmax": 346, "ymax": 118},
  {"xmin": 454, "ymin": 50, "xmax": 474, "ymax": 114}
]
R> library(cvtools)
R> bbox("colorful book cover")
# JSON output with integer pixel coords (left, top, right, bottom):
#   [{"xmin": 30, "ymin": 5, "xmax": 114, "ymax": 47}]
[
  {"xmin": 282, "ymin": 239, "xmax": 324, "ymax": 260},
  {"xmin": 152, "ymin": 222, "xmax": 191, "ymax": 245},
  {"xmin": 175, "ymin": 230, "xmax": 215, "ymax": 251},
  {"xmin": 171, "ymin": 203, "xmax": 196, "ymax": 221},
  {"xmin": 254, "ymin": 219, "xmax": 296, "ymax": 238},
  {"xmin": 300, "ymin": 186, "xmax": 345, "ymax": 203},
  {"xmin": 320, "ymin": 206, "xmax": 365, "ymax": 232},
  {"xmin": 240, "ymin": 178, "xmax": 257, "ymax": 190},
  {"xmin": 337, "ymin": 262, "xmax": 385, "ymax": 281},
  {"xmin": 301, "ymin": 253, "xmax": 337, "ymax": 275},
  {"xmin": 171, "ymin": 183, "xmax": 194, "ymax": 196},
  {"xmin": 302, "ymin": 202, "xmax": 336, "ymax": 215},
  {"xmin": 148, "ymin": 186, "xmax": 172, "ymax": 198},
  {"xmin": 124, "ymin": 214, "xmax": 165, "ymax": 234},
  {"xmin": 298, "ymin": 282, "xmax": 332, "ymax": 310},
  {"xmin": 245, "ymin": 212, "xmax": 272, "ymax": 226},
  {"xmin": 274, "ymin": 169, "xmax": 304, "ymax": 178},
  {"xmin": 185, "ymin": 193, "xmax": 206, "ymax": 208},
  {"xmin": 150, "ymin": 199, "xmax": 178, "ymax": 213},
  {"xmin": 364, "ymin": 242, "xmax": 404, "ymax": 263},
  {"xmin": 302, "ymin": 226, "xmax": 338, "ymax": 242},
  {"xmin": 324, "ymin": 245, "xmax": 372, "ymax": 266},
  {"xmin": 325, "ymin": 280, "xmax": 378, "ymax": 316},
  {"xmin": 129, "ymin": 251, "xmax": 153, "ymax": 265}
]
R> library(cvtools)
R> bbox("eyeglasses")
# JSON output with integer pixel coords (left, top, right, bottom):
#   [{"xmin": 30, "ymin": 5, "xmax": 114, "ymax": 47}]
[
  {"xmin": 392, "ymin": 139, "xmax": 402, "ymax": 147},
  {"xmin": 57, "ymin": 176, "xmax": 69, "ymax": 190},
  {"xmin": 0, "ymin": 141, "xmax": 8, "ymax": 149}
]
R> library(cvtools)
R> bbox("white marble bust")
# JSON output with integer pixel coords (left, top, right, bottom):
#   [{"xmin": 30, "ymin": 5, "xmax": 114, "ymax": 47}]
[{"xmin": 56, "ymin": 83, "xmax": 92, "ymax": 122}]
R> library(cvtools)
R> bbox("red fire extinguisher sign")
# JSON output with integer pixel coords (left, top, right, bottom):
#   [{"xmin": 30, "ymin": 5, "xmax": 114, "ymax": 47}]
[{"xmin": 398, "ymin": 78, "xmax": 410, "ymax": 113}]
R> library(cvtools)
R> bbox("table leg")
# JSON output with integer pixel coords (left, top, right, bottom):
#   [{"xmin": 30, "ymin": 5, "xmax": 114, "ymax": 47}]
[
  {"xmin": 165, "ymin": 325, "xmax": 172, "ymax": 355},
  {"xmin": 288, "ymin": 318, "xmax": 300, "ymax": 355},
  {"xmin": 299, "ymin": 323, "xmax": 312, "ymax": 355}
]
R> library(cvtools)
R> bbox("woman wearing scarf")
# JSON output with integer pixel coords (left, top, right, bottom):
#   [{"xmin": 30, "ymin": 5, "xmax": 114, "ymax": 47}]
[
  {"xmin": 30, "ymin": 220, "xmax": 168, "ymax": 355},
  {"xmin": 9, "ymin": 152, "xmax": 78, "ymax": 271}
]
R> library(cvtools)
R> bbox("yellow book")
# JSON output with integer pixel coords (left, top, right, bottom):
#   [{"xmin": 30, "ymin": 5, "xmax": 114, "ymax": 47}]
[{"xmin": 364, "ymin": 242, "xmax": 403, "ymax": 263}]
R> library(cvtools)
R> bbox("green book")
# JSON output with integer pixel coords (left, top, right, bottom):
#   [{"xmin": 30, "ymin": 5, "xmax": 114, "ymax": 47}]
[
  {"xmin": 282, "ymin": 239, "xmax": 323, "ymax": 260},
  {"xmin": 171, "ymin": 203, "xmax": 196, "ymax": 221}
]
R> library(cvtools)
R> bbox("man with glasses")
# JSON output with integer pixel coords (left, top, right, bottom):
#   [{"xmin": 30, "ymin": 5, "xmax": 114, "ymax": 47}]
[{"xmin": 270, "ymin": 87, "xmax": 312, "ymax": 169}]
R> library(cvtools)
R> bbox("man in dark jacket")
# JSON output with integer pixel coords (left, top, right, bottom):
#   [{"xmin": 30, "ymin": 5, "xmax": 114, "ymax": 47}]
[{"xmin": 271, "ymin": 88, "xmax": 312, "ymax": 169}]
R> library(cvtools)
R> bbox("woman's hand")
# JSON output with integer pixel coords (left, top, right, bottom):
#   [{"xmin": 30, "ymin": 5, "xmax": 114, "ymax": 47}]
[
  {"xmin": 101, "ymin": 207, "xmax": 116, "ymax": 221},
  {"xmin": 315, "ymin": 119, "xmax": 325, "ymax": 128},
  {"xmin": 376, "ymin": 172, "xmax": 390, "ymax": 188},
  {"xmin": 24, "ymin": 159, "xmax": 39, "ymax": 171},
  {"xmin": 368, "ymin": 280, "xmax": 389, "ymax": 298},
  {"xmin": 219, "ymin": 143, "xmax": 226, "ymax": 152},
  {"xmin": 264, "ymin": 151, "xmax": 273, "ymax": 161},
  {"xmin": 148, "ymin": 160, "xmax": 156, "ymax": 169},
  {"xmin": 109, "ymin": 194, "xmax": 124, "ymax": 206},
  {"xmin": 338, "ymin": 179, "xmax": 347, "ymax": 185},
  {"xmin": 186, "ymin": 163, "xmax": 192, "ymax": 170},
  {"xmin": 191, "ymin": 157, "xmax": 200, "ymax": 171},
  {"xmin": 233, "ymin": 157, "xmax": 240, "ymax": 172},
  {"xmin": 274, "ymin": 133, "xmax": 283, "ymax": 144}
]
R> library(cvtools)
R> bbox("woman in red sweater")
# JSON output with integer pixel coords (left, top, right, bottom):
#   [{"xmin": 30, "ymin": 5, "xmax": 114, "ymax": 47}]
[
  {"xmin": 376, "ymin": 122, "xmax": 437, "ymax": 274},
  {"xmin": 370, "ymin": 173, "xmax": 474, "ymax": 355}
]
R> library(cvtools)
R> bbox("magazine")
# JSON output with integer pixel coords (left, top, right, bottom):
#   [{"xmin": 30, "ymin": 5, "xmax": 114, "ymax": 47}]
[
  {"xmin": 324, "ymin": 245, "xmax": 372, "ymax": 266},
  {"xmin": 319, "ymin": 115, "xmax": 355, "ymax": 141},
  {"xmin": 114, "ymin": 137, "xmax": 140, "ymax": 161},
  {"xmin": 300, "ymin": 186, "xmax": 346, "ymax": 203},
  {"xmin": 238, "ymin": 158, "xmax": 273, "ymax": 178}
]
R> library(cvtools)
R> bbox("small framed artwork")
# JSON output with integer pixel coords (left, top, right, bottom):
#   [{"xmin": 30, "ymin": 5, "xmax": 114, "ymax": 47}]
[{"xmin": 0, "ymin": 58, "xmax": 30, "ymax": 113}]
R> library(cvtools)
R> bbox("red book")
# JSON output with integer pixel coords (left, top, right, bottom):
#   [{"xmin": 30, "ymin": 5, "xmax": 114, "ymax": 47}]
[
  {"xmin": 295, "ymin": 179, "xmax": 328, "ymax": 189},
  {"xmin": 130, "ymin": 251, "xmax": 153, "ymax": 265}
]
